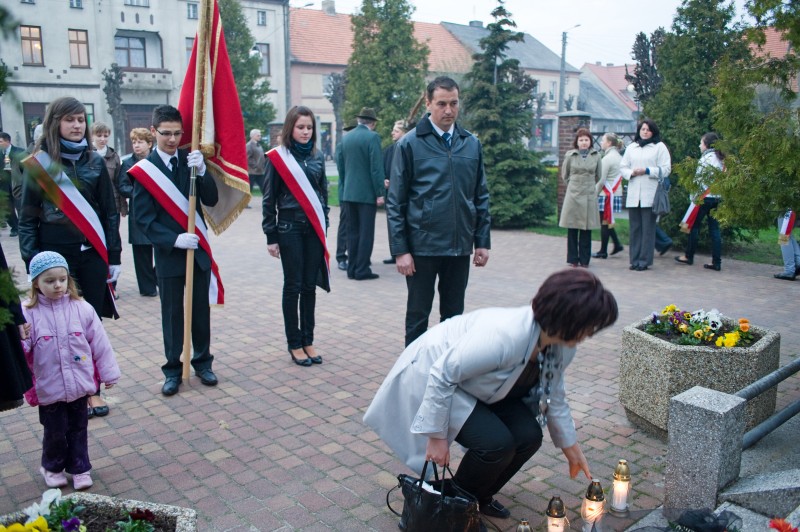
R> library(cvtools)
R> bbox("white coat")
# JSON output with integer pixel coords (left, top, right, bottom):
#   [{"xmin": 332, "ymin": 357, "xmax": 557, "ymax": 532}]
[
  {"xmin": 620, "ymin": 141, "xmax": 671, "ymax": 208},
  {"xmin": 363, "ymin": 306, "xmax": 578, "ymax": 474}
]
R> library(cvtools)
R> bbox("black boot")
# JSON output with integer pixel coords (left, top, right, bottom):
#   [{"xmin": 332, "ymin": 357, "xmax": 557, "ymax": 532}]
[
  {"xmin": 593, "ymin": 225, "xmax": 610, "ymax": 258},
  {"xmin": 609, "ymin": 227, "xmax": 624, "ymax": 255}
]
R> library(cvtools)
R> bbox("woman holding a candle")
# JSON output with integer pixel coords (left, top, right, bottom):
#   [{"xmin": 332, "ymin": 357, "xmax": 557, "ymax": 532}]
[{"xmin": 364, "ymin": 268, "xmax": 617, "ymax": 523}]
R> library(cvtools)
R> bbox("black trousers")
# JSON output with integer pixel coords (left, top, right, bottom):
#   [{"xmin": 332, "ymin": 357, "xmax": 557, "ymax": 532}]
[
  {"xmin": 404, "ymin": 255, "xmax": 470, "ymax": 346},
  {"xmin": 277, "ymin": 218, "xmax": 324, "ymax": 349},
  {"xmin": 454, "ymin": 397, "xmax": 543, "ymax": 505},
  {"xmin": 628, "ymin": 207, "xmax": 657, "ymax": 268},
  {"xmin": 132, "ymin": 244, "xmax": 157, "ymax": 295},
  {"xmin": 2, "ymin": 178, "xmax": 18, "ymax": 231},
  {"xmin": 249, "ymin": 173, "xmax": 265, "ymax": 194},
  {"xmin": 157, "ymin": 265, "xmax": 213, "ymax": 378},
  {"xmin": 39, "ymin": 397, "xmax": 91, "ymax": 475},
  {"xmin": 336, "ymin": 205, "xmax": 348, "ymax": 263},
  {"xmin": 566, "ymin": 228, "xmax": 592, "ymax": 266},
  {"xmin": 344, "ymin": 201, "xmax": 376, "ymax": 279}
]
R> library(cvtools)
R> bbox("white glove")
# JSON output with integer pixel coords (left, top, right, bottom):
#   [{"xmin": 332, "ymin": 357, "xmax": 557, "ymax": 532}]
[
  {"xmin": 174, "ymin": 233, "xmax": 199, "ymax": 249},
  {"xmin": 186, "ymin": 150, "xmax": 206, "ymax": 176},
  {"xmin": 108, "ymin": 264, "xmax": 121, "ymax": 283}
]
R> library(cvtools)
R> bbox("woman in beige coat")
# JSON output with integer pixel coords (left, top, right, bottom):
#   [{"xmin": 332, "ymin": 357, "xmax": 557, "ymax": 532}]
[{"xmin": 559, "ymin": 128, "xmax": 602, "ymax": 267}]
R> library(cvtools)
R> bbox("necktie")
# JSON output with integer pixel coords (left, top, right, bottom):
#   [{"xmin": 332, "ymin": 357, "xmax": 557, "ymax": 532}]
[
  {"xmin": 442, "ymin": 132, "xmax": 451, "ymax": 147},
  {"xmin": 169, "ymin": 156, "xmax": 178, "ymax": 177}
]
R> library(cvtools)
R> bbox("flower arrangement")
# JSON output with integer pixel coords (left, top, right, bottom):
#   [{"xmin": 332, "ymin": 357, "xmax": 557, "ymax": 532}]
[
  {"xmin": 770, "ymin": 518, "xmax": 799, "ymax": 532},
  {"xmin": 0, "ymin": 490, "xmax": 156, "ymax": 532},
  {"xmin": 644, "ymin": 305, "xmax": 755, "ymax": 348}
]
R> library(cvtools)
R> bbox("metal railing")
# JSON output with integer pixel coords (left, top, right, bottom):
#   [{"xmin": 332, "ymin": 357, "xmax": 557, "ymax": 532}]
[{"xmin": 735, "ymin": 356, "xmax": 800, "ymax": 449}]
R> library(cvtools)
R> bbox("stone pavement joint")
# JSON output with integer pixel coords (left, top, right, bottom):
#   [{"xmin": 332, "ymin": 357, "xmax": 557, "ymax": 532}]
[{"xmin": 1, "ymin": 206, "xmax": 798, "ymax": 530}]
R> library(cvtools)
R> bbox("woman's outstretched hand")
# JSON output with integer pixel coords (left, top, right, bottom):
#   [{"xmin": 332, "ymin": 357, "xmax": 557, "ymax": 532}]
[
  {"xmin": 562, "ymin": 442, "xmax": 591, "ymax": 479},
  {"xmin": 426, "ymin": 437, "xmax": 450, "ymax": 467}
]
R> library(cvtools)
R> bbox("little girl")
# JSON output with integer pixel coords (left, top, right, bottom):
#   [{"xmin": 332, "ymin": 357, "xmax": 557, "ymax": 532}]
[{"xmin": 22, "ymin": 251, "xmax": 120, "ymax": 490}]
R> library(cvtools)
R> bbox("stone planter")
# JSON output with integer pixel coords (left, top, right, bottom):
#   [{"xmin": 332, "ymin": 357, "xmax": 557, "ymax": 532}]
[
  {"xmin": 619, "ymin": 317, "xmax": 780, "ymax": 440},
  {"xmin": 0, "ymin": 492, "xmax": 197, "ymax": 531}
]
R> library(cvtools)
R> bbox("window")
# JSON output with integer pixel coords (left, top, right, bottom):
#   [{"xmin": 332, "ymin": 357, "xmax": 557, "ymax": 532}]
[
  {"xmin": 84, "ymin": 103, "xmax": 94, "ymax": 126},
  {"xmin": 124, "ymin": 0, "xmax": 149, "ymax": 6},
  {"xmin": 20, "ymin": 25, "xmax": 43, "ymax": 65},
  {"xmin": 257, "ymin": 11, "xmax": 267, "ymax": 26},
  {"xmin": 255, "ymin": 43, "xmax": 269, "ymax": 76},
  {"xmin": 69, "ymin": 0, "xmax": 82, "ymax": 7},
  {"xmin": 185, "ymin": 37, "xmax": 195, "ymax": 63},
  {"xmin": 548, "ymin": 81, "xmax": 557, "ymax": 102},
  {"xmin": 187, "ymin": 3, "xmax": 198, "ymax": 19},
  {"xmin": 115, "ymin": 36, "xmax": 146, "ymax": 68},
  {"xmin": 68, "ymin": 29, "xmax": 90, "ymax": 67}
]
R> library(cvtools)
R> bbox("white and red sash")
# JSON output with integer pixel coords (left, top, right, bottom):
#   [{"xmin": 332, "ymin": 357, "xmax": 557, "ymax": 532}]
[
  {"xmin": 602, "ymin": 175, "xmax": 622, "ymax": 225},
  {"xmin": 266, "ymin": 146, "xmax": 330, "ymax": 282},
  {"xmin": 679, "ymin": 189, "xmax": 711, "ymax": 233},
  {"xmin": 779, "ymin": 210, "xmax": 796, "ymax": 245},
  {"xmin": 128, "ymin": 159, "xmax": 224, "ymax": 305}
]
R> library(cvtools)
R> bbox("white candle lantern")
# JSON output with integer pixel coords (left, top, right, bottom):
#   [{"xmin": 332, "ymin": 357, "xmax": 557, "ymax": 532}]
[
  {"xmin": 546, "ymin": 496, "xmax": 568, "ymax": 531},
  {"xmin": 581, "ymin": 479, "xmax": 605, "ymax": 532},
  {"xmin": 609, "ymin": 459, "xmax": 631, "ymax": 516}
]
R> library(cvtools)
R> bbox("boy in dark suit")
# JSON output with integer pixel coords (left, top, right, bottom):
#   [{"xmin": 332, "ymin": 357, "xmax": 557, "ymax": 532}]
[{"xmin": 131, "ymin": 105, "xmax": 219, "ymax": 396}]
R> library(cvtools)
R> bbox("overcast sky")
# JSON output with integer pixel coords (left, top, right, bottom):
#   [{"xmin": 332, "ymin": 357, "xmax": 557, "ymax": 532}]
[{"xmin": 317, "ymin": 0, "xmax": 749, "ymax": 68}]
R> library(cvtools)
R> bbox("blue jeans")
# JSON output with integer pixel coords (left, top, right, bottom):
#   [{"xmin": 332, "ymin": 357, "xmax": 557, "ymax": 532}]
[
  {"xmin": 685, "ymin": 197, "xmax": 721, "ymax": 266},
  {"xmin": 778, "ymin": 217, "xmax": 800, "ymax": 275},
  {"xmin": 277, "ymin": 218, "xmax": 324, "ymax": 349}
]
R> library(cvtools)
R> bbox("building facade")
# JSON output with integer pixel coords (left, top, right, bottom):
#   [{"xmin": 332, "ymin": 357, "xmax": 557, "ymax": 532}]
[{"xmin": 1, "ymin": 0, "xmax": 288, "ymax": 153}]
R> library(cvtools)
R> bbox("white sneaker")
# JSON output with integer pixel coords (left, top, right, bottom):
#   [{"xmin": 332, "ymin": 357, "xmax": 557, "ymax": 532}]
[
  {"xmin": 73, "ymin": 471, "xmax": 93, "ymax": 490},
  {"xmin": 39, "ymin": 467, "xmax": 68, "ymax": 488}
]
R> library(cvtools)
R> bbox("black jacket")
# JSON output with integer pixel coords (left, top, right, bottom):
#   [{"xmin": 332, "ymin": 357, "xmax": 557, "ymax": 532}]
[
  {"xmin": 262, "ymin": 148, "xmax": 329, "ymax": 245},
  {"xmin": 118, "ymin": 153, "xmax": 152, "ymax": 246},
  {"xmin": 387, "ymin": 116, "xmax": 491, "ymax": 257},
  {"xmin": 132, "ymin": 149, "xmax": 218, "ymax": 278},
  {"xmin": 19, "ymin": 146, "xmax": 122, "ymax": 265}
]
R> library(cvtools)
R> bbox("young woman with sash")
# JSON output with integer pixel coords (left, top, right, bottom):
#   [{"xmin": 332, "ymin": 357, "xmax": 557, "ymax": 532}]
[
  {"xmin": 19, "ymin": 96, "xmax": 122, "ymax": 417},
  {"xmin": 262, "ymin": 106, "xmax": 330, "ymax": 367}
]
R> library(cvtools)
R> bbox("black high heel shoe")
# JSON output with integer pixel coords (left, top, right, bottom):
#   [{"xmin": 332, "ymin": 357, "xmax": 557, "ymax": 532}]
[
  {"xmin": 302, "ymin": 346, "xmax": 323, "ymax": 364},
  {"xmin": 289, "ymin": 348, "xmax": 312, "ymax": 367}
]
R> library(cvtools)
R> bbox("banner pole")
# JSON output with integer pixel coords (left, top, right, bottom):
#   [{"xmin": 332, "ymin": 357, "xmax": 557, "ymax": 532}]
[{"xmin": 182, "ymin": 0, "xmax": 212, "ymax": 383}]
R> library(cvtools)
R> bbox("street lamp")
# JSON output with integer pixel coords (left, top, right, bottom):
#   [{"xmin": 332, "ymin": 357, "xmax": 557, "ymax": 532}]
[
  {"xmin": 558, "ymin": 24, "xmax": 580, "ymax": 113},
  {"xmin": 627, "ymin": 83, "xmax": 640, "ymax": 118}
]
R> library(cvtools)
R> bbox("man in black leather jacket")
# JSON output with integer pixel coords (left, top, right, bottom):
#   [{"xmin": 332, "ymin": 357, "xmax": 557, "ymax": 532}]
[{"xmin": 387, "ymin": 76, "xmax": 491, "ymax": 347}]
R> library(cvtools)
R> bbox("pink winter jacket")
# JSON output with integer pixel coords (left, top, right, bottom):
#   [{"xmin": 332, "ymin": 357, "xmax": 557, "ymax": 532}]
[{"xmin": 22, "ymin": 295, "xmax": 120, "ymax": 407}]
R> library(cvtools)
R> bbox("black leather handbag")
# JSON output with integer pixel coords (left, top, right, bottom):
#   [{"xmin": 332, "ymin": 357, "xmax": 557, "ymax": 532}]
[{"xmin": 387, "ymin": 461, "xmax": 482, "ymax": 532}]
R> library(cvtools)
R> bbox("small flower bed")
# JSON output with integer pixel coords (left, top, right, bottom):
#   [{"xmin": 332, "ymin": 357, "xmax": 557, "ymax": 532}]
[
  {"xmin": 0, "ymin": 490, "xmax": 171, "ymax": 532},
  {"xmin": 644, "ymin": 305, "xmax": 757, "ymax": 348}
]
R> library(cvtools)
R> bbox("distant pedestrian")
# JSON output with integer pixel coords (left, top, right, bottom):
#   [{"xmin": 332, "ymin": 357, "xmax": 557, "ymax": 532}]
[
  {"xmin": 22, "ymin": 251, "xmax": 120, "ymax": 491},
  {"xmin": 335, "ymin": 120, "xmax": 357, "ymax": 271},
  {"xmin": 387, "ymin": 76, "xmax": 491, "ymax": 346},
  {"xmin": 559, "ymin": 128, "xmax": 602, "ymax": 267},
  {"xmin": 118, "ymin": 128, "xmax": 157, "ymax": 297},
  {"xmin": 382, "ymin": 119, "xmax": 409, "ymax": 265},
  {"xmin": 620, "ymin": 119, "xmax": 671, "ymax": 271},
  {"xmin": 246, "ymin": 128, "xmax": 267, "ymax": 199},
  {"xmin": 592, "ymin": 133, "xmax": 624, "ymax": 259},
  {"xmin": 774, "ymin": 210, "xmax": 800, "ymax": 281},
  {"xmin": 675, "ymin": 132, "xmax": 724, "ymax": 271},
  {"xmin": 0, "ymin": 131, "xmax": 24, "ymax": 237},
  {"xmin": 337, "ymin": 107, "xmax": 385, "ymax": 280},
  {"xmin": 263, "ymin": 106, "xmax": 330, "ymax": 367}
]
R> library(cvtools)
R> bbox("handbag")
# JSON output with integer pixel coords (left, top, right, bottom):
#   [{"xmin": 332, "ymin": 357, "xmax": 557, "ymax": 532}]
[
  {"xmin": 652, "ymin": 176, "xmax": 671, "ymax": 216},
  {"xmin": 387, "ymin": 461, "xmax": 482, "ymax": 532}
]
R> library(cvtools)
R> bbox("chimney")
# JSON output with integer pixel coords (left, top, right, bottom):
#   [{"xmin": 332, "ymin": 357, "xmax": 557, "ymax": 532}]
[
  {"xmin": 322, "ymin": 0, "xmax": 335, "ymax": 15},
  {"xmin": 595, "ymin": 61, "xmax": 601, "ymax": 66},
  {"xmin": 468, "ymin": 20, "xmax": 483, "ymax": 28},
  {"xmin": 607, "ymin": 63, "xmax": 614, "ymax": 67}
]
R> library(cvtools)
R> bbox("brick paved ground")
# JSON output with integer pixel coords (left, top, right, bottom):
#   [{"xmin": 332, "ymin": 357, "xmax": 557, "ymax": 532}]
[{"xmin": 1, "ymin": 203, "xmax": 798, "ymax": 531}]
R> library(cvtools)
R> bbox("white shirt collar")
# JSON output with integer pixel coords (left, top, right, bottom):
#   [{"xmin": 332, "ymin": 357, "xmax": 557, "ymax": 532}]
[
  {"xmin": 155, "ymin": 147, "xmax": 178, "ymax": 170},
  {"xmin": 428, "ymin": 116, "xmax": 454, "ymax": 138}
]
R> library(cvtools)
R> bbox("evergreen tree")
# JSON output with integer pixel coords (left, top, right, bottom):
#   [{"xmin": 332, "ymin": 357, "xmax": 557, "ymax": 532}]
[
  {"xmin": 0, "ymin": 5, "xmax": 18, "ymax": 97},
  {"xmin": 708, "ymin": 1, "xmax": 800, "ymax": 228},
  {"xmin": 345, "ymin": 0, "xmax": 428, "ymax": 141},
  {"xmin": 217, "ymin": 0, "xmax": 275, "ymax": 136},
  {"xmin": 461, "ymin": 1, "xmax": 554, "ymax": 228},
  {"xmin": 624, "ymin": 29, "xmax": 665, "ymax": 105},
  {"xmin": 324, "ymin": 72, "xmax": 348, "ymax": 146}
]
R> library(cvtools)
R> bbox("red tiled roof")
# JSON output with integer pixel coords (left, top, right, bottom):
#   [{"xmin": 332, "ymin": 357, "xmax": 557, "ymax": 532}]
[
  {"xmin": 290, "ymin": 8, "xmax": 353, "ymax": 66},
  {"xmin": 750, "ymin": 27, "xmax": 792, "ymax": 59},
  {"xmin": 289, "ymin": 8, "xmax": 472, "ymax": 73},
  {"xmin": 582, "ymin": 62, "xmax": 638, "ymax": 112}
]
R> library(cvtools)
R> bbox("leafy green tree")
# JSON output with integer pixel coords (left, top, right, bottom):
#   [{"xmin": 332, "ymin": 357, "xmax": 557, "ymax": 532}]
[
  {"xmin": 708, "ymin": 2, "xmax": 800, "ymax": 228},
  {"xmin": 217, "ymin": 0, "xmax": 275, "ymax": 135},
  {"xmin": 324, "ymin": 72, "xmax": 347, "ymax": 146},
  {"xmin": 625, "ymin": 29, "xmax": 665, "ymax": 106},
  {"xmin": 460, "ymin": 1, "xmax": 554, "ymax": 228},
  {"xmin": 102, "ymin": 64, "xmax": 124, "ymax": 152},
  {"xmin": 345, "ymin": 0, "xmax": 429, "ymax": 141},
  {"xmin": 0, "ymin": 5, "xmax": 18, "ymax": 97}
]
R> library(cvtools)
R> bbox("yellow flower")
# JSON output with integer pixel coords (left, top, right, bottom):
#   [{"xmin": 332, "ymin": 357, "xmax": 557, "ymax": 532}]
[
  {"xmin": 662, "ymin": 304, "xmax": 678, "ymax": 314},
  {"xmin": 694, "ymin": 330, "xmax": 703, "ymax": 339},
  {"xmin": 683, "ymin": 312, "xmax": 693, "ymax": 320},
  {"xmin": 0, "ymin": 517, "xmax": 49, "ymax": 531},
  {"xmin": 716, "ymin": 336, "xmax": 724, "ymax": 347},
  {"xmin": 679, "ymin": 323, "xmax": 689, "ymax": 333},
  {"xmin": 704, "ymin": 326, "xmax": 711, "ymax": 332}
]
